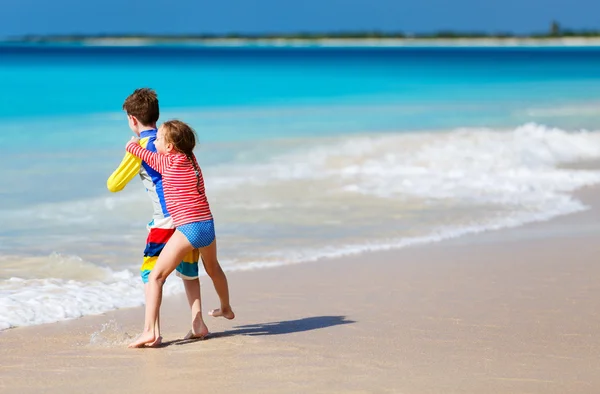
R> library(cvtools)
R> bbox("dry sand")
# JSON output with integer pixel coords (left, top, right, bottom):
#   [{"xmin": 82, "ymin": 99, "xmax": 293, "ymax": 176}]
[
  {"xmin": 79, "ymin": 37, "xmax": 600, "ymax": 48},
  {"xmin": 2, "ymin": 187, "xmax": 600, "ymax": 393}
]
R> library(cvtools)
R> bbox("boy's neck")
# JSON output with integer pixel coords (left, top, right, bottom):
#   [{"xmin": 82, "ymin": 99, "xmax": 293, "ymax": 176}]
[
  {"xmin": 136, "ymin": 123, "xmax": 157, "ymax": 136},
  {"xmin": 139, "ymin": 123, "xmax": 157, "ymax": 132}
]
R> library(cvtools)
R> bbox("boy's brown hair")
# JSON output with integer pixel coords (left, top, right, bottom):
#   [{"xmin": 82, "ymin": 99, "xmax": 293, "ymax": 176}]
[{"xmin": 122, "ymin": 88, "xmax": 159, "ymax": 125}]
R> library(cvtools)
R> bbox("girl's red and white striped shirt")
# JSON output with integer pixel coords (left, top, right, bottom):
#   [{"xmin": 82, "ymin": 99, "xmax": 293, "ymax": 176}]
[{"xmin": 127, "ymin": 141, "xmax": 213, "ymax": 227}]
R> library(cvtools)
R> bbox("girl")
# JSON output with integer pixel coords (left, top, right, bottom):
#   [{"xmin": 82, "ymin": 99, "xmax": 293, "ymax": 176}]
[{"xmin": 126, "ymin": 120, "xmax": 235, "ymax": 348}]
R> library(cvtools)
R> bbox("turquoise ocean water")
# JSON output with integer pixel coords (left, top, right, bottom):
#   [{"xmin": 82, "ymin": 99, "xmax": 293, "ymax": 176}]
[{"xmin": 2, "ymin": 44, "xmax": 600, "ymax": 330}]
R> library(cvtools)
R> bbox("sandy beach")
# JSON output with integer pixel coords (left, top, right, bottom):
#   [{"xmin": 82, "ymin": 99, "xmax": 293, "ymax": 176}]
[
  {"xmin": 9, "ymin": 36, "xmax": 600, "ymax": 47},
  {"xmin": 62, "ymin": 36, "xmax": 600, "ymax": 47},
  {"xmin": 2, "ymin": 184, "xmax": 600, "ymax": 393},
  {"xmin": 192, "ymin": 37, "xmax": 600, "ymax": 47}
]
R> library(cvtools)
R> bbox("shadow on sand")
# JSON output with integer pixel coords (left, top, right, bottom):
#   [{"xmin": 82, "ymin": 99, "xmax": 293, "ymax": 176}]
[{"xmin": 164, "ymin": 315, "xmax": 355, "ymax": 347}]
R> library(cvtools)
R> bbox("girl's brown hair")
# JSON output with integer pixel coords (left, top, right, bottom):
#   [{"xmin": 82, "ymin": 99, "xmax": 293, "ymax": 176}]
[
  {"xmin": 161, "ymin": 120, "xmax": 203, "ymax": 194},
  {"xmin": 161, "ymin": 120, "xmax": 197, "ymax": 155}
]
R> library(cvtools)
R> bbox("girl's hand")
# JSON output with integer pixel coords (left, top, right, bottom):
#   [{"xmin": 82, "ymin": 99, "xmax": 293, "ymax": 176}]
[{"xmin": 127, "ymin": 136, "xmax": 140, "ymax": 147}]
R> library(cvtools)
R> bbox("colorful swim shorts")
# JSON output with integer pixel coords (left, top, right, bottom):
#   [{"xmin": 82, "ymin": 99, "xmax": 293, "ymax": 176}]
[{"xmin": 141, "ymin": 217, "xmax": 199, "ymax": 283}]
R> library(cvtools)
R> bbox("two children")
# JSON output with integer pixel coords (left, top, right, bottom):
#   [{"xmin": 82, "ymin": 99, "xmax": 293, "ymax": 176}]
[{"xmin": 107, "ymin": 88, "xmax": 234, "ymax": 348}]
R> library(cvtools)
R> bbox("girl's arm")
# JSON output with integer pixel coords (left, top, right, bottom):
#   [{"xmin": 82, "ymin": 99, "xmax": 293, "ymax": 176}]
[{"xmin": 126, "ymin": 139, "xmax": 170, "ymax": 174}]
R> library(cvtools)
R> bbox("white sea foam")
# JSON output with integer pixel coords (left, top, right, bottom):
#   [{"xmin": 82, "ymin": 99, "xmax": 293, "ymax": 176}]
[
  {"xmin": 0, "ymin": 260, "xmax": 183, "ymax": 331},
  {"xmin": 209, "ymin": 122, "xmax": 600, "ymax": 207},
  {"xmin": 333, "ymin": 123, "xmax": 600, "ymax": 203}
]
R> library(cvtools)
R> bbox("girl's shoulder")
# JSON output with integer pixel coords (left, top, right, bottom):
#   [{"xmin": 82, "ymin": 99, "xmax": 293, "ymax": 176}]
[
  {"xmin": 169, "ymin": 153, "xmax": 196, "ymax": 168},
  {"xmin": 169, "ymin": 153, "xmax": 188, "ymax": 161}
]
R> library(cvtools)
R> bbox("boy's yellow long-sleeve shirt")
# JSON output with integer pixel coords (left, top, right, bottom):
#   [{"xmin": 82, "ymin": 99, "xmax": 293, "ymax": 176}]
[
  {"xmin": 106, "ymin": 137, "xmax": 147, "ymax": 192},
  {"xmin": 106, "ymin": 134, "xmax": 170, "ymax": 222}
]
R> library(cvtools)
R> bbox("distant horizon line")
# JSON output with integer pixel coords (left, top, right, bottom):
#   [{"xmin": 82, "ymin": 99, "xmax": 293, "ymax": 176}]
[{"xmin": 5, "ymin": 26, "xmax": 600, "ymax": 41}]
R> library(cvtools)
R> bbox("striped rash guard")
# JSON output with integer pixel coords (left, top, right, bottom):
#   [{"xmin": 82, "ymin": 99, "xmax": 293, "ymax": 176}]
[{"xmin": 126, "ymin": 141, "xmax": 213, "ymax": 227}]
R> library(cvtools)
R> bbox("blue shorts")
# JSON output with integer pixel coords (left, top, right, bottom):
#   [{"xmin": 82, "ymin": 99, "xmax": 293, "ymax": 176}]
[{"xmin": 178, "ymin": 220, "xmax": 216, "ymax": 249}]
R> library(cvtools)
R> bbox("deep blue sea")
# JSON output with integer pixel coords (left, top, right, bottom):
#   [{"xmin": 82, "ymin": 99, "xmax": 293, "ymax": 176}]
[{"xmin": 2, "ymin": 43, "xmax": 600, "ymax": 330}]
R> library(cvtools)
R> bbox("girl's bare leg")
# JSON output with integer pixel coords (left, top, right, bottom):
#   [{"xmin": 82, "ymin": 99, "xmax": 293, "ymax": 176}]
[{"xmin": 199, "ymin": 239, "xmax": 235, "ymax": 320}]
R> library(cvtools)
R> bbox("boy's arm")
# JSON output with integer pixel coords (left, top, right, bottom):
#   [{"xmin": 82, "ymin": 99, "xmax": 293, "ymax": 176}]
[
  {"xmin": 106, "ymin": 137, "xmax": 151, "ymax": 192},
  {"xmin": 106, "ymin": 151, "xmax": 142, "ymax": 192},
  {"xmin": 126, "ymin": 141, "xmax": 170, "ymax": 173}
]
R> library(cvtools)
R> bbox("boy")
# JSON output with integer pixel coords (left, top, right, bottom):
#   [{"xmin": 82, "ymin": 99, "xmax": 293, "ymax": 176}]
[{"xmin": 107, "ymin": 88, "xmax": 209, "ymax": 345}]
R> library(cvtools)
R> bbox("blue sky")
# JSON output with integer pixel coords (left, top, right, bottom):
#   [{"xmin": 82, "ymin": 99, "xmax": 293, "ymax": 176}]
[{"xmin": 1, "ymin": 0, "xmax": 598, "ymax": 38}]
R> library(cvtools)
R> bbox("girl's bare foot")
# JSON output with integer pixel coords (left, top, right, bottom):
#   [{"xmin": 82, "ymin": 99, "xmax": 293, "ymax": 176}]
[
  {"xmin": 128, "ymin": 331, "xmax": 157, "ymax": 348},
  {"xmin": 208, "ymin": 306, "xmax": 235, "ymax": 320}
]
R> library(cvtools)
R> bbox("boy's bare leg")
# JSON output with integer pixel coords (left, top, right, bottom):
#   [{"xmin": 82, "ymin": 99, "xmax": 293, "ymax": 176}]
[
  {"xmin": 183, "ymin": 278, "xmax": 209, "ymax": 339},
  {"xmin": 128, "ymin": 231, "xmax": 193, "ymax": 348},
  {"xmin": 143, "ymin": 284, "xmax": 163, "ymax": 347},
  {"xmin": 199, "ymin": 240, "xmax": 235, "ymax": 320}
]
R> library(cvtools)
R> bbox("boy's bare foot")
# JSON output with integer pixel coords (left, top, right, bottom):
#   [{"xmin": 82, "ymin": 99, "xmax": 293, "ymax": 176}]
[
  {"xmin": 208, "ymin": 306, "xmax": 235, "ymax": 320},
  {"xmin": 184, "ymin": 315, "xmax": 209, "ymax": 340},
  {"xmin": 184, "ymin": 328, "xmax": 209, "ymax": 340},
  {"xmin": 128, "ymin": 331, "xmax": 157, "ymax": 348}
]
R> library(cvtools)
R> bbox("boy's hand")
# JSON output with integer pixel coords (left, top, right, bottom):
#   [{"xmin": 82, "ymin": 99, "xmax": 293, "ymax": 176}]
[{"xmin": 127, "ymin": 136, "xmax": 140, "ymax": 147}]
